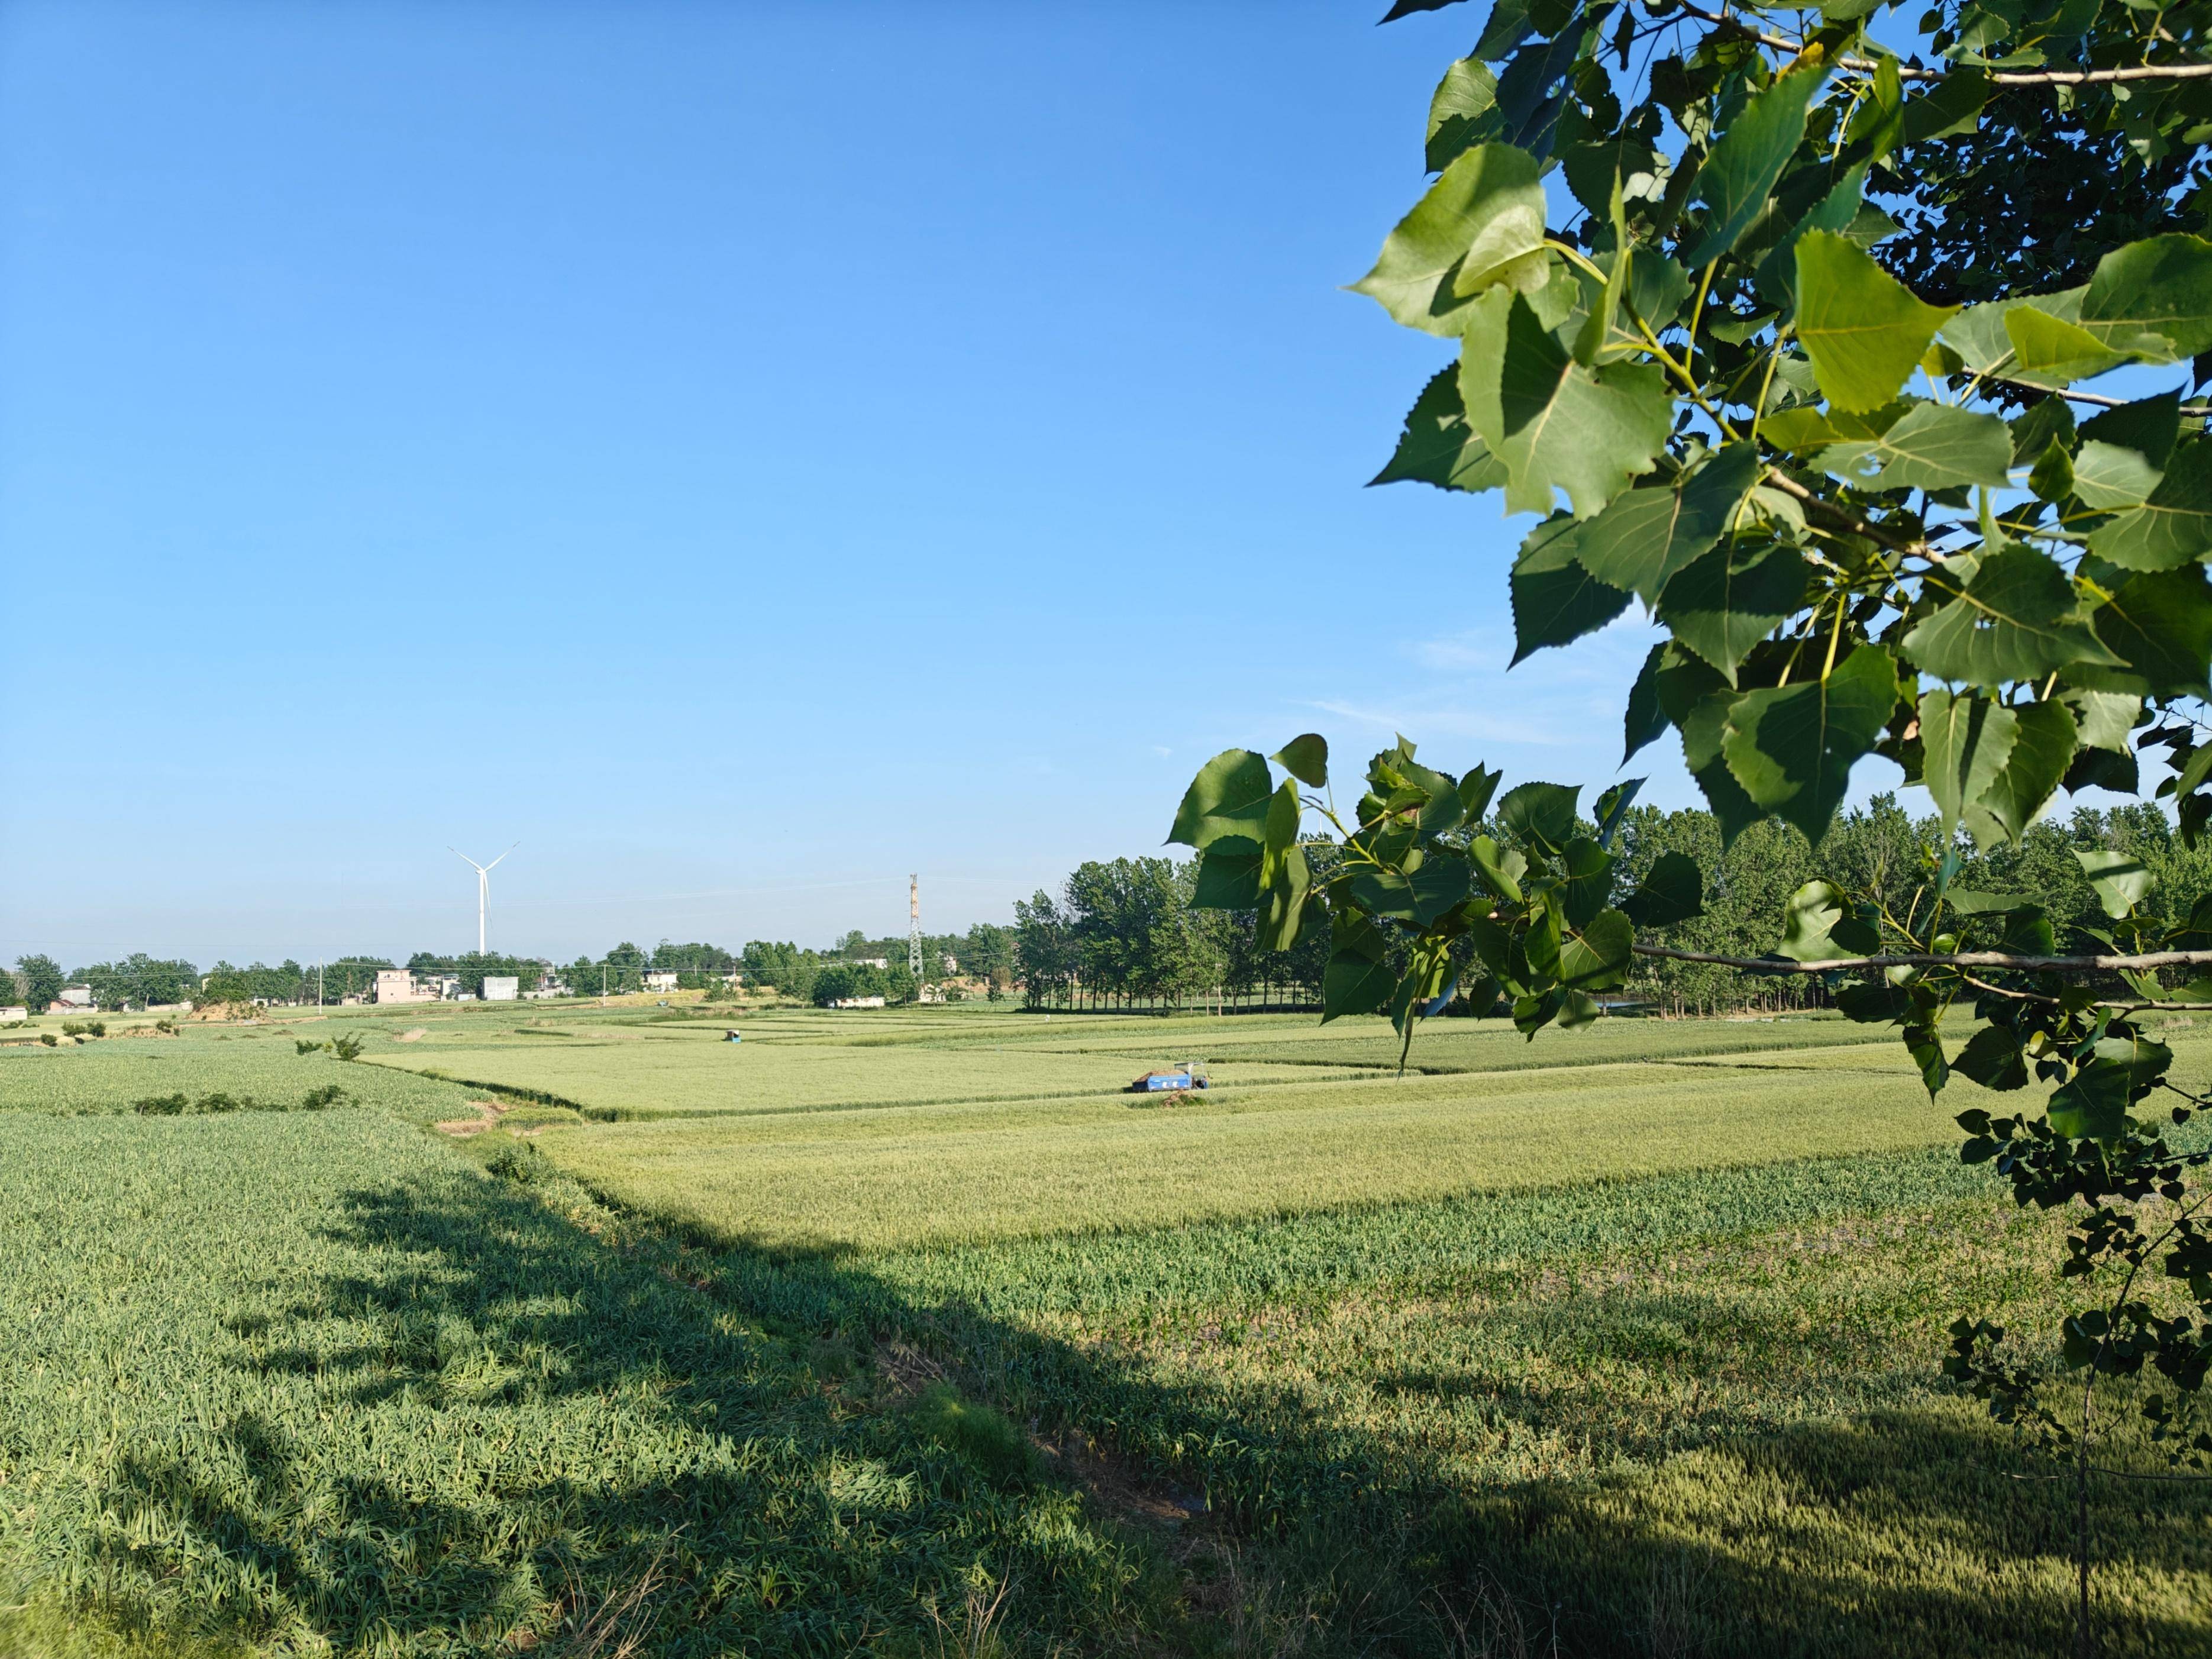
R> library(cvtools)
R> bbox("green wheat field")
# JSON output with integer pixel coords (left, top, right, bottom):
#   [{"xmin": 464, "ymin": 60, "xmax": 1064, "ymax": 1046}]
[{"xmin": 3, "ymin": 1000, "xmax": 2209, "ymax": 1657}]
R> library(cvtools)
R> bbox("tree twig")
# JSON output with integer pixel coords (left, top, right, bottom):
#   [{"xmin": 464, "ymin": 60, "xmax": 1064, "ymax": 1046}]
[
  {"xmin": 1634, "ymin": 944, "xmax": 2212, "ymax": 972},
  {"xmin": 1669, "ymin": 4, "xmax": 2211, "ymax": 83}
]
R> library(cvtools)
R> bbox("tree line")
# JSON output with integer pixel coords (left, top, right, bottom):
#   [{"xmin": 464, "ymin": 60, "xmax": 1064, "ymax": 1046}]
[{"xmin": 1010, "ymin": 797, "xmax": 2212, "ymax": 1018}]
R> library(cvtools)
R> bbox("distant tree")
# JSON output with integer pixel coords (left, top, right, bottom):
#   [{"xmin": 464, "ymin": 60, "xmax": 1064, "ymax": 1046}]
[
  {"xmin": 16, "ymin": 955, "xmax": 64, "ymax": 1012},
  {"xmin": 71, "ymin": 953, "xmax": 198, "ymax": 1009},
  {"xmin": 741, "ymin": 940, "xmax": 818, "ymax": 1001},
  {"xmin": 961, "ymin": 923, "xmax": 1017, "ymax": 987}
]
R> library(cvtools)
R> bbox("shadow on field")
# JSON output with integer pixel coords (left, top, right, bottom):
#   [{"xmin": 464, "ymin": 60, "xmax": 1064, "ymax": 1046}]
[{"xmin": 111, "ymin": 1162, "xmax": 2211, "ymax": 1659}]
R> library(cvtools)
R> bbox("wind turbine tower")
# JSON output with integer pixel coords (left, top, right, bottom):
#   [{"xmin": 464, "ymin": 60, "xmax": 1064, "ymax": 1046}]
[
  {"xmin": 451, "ymin": 844, "xmax": 517, "ymax": 954},
  {"xmin": 909, "ymin": 874, "xmax": 923, "ymax": 984}
]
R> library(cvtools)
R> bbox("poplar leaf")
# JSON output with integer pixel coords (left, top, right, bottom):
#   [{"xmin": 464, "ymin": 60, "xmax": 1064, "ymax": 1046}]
[
  {"xmin": 1352, "ymin": 143, "xmax": 1550, "ymax": 335},
  {"xmin": 1656, "ymin": 538, "xmax": 1811, "ymax": 682},
  {"xmin": 1796, "ymin": 231, "xmax": 1959, "ymax": 412},
  {"xmin": 2072, "ymin": 567, "xmax": 2212, "ymax": 699},
  {"xmin": 1919, "ymin": 688, "xmax": 2018, "ymax": 840},
  {"xmin": 2088, "ymin": 440, "xmax": 2212, "ymax": 572},
  {"xmin": 1820, "ymin": 401, "xmax": 2013, "ymax": 492},
  {"xmin": 1509, "ymin": 515, "xmax": 1632, "ymax": 661},
  {"xmin": 1567, "ymin": 443, "xmax": 1762, "ymax": 603},
  {"xmin": 1683, "ymin": 69, "xmax": 1827, "ymax": 266},
  {"xmin": 1961, "ymin": 698, "xmax": 2077, "ymax": 846},
  {"xmin": 1369, "ymin": 367, "xmax": 1511, "ymax": 493},
  {"xmin": 1459, "ymin": 288, "xmax": 1673, "ymax": 518},
  {"xmin": 1168, "ymin": 751, "xmax": 1275, "ymax": 848},
  {"xmin": 1722, "ymin": 647, "xmax": 1900, "ymax": 842},
  {"xmin": 1902, "ymin": 546, "xmax": 2119, "ymax": 686}
]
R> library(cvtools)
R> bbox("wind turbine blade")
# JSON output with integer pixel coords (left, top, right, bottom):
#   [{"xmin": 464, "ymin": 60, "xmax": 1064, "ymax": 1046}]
[{"xmin": 486, "ymin": 842, "xmax": 518, "ymax": 871}]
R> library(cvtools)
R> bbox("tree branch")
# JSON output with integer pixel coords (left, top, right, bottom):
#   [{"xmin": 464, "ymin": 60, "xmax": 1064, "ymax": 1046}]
[
  {"xmin": 1670, "ymin": 5, "xmax": 2210, "ymax": 85},
  {"xmin": 1635, "ymin": 944, "xmax": 2212, "ymax": 972}
]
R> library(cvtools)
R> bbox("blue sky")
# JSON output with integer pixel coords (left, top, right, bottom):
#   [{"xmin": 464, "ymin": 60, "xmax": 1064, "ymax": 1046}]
[{"xmin": 0, "ymin": 0, "xmax": 1895, "ymax": 967}]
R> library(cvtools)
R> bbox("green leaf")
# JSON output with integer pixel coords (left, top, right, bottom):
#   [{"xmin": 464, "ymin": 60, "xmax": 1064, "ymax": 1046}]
[
  {"xmin": 1723, "ymin": 647, "xmax": 1900, "ymax": 843},
  {"xmin": 2009, "ymin": 398, "xmax": 2077, "ymax": 463},
  {"xmin": 1271, "ymin": 734, "xmax": 1328, "ymax": 789},
  {"xmin": 2088, "ymin": 439, "xmax": 2212, "ymax": 572},
  {"xmin": 1953, "ymin": 1025, "xmax": 2029, "ymax": 1092},
  {"xmin": 1961, "ymin": 698, "xmax": 2077, "ymax": 846},
  {"xmin": 1780, "ymin": 880, "xmax": 1868, "ymax": 962},
  {"xmin": 1497, "ymin": 780, "xmax": 1580, "ymax": 853},
  {"xmin": 1323, "ymin": 953, "xmax": 1396, "ymax": 1021},
  {"xmin": 1168, "ymin": 750, "xmax": 1275, "ymax": 848},
  {"xmin": 2072, "ymin": 567, "xmax": 2212, "ymax": 699},
  {"xmin": 1352, "ymin": 143, "xmax": 1549, "ymax": 335},
  {"xmin": 1901, "ymin": 546, "xmax": 2118, "ymax": 686},
  {"xmin": 1567, "ymin": 443, "xmax": 1762, "ymax": 604},
  {"xmin": 1561, "ymin": 836, "xmax": 1615, "ymax": 929},
  {"xmin": 2078, "ymin": 391, "xmax": 2179, "ymax": 471},
  {"xmin": 2049, "ymin": 1034, "xmax": 2172, "ymax": 1141},
  {"xmin": 1459, "ymin": 288, "xmax": 1673, "ymax": 518},
  {"xmin": 1470, "ymin": 834, "xmax": 1526, "ymax": 901},
  {"xmin": 1919, "ymin": 689, "xmax": 2017, "ymax": 841},
  {"xmin": 1572, "ymin": 176, "xmax": 1633, "ymax": 366},
  {"xmin": 1795, "ymin": 231, "xmax": 1959, "ymax": 412},
  {"xmin": 2075, "ymin": 848, "xmax": 2153, "ymax": 918},
  {"xmin": 2077, "ymin": 234, "xmax": 2212, "ymax": 362},
  {"xmin": 2057, "ymin": 689, "xmax": 2140, "ymax": 753},
  {"xmin": 1348, "ymin": 860, "xmax": 1472, "ymax": 926},
  {"xmin": 1819, "ymin": 401, "xmax": 2011, "ymax": 490},
  {"xmin": 1656, "ymin": 537, "xmax": 1811, "ymax": 683},
  {"xmin": 1509, "ymin": 515, "xmax": 1632, "ymax": 662},
  {"xmin": 1458, "ymin": 763, "xmax": 1501, "ymax": 821},
  {"xmin": 1659, "ymin": 651, "xmax": 1767, "ymax": 845},
  {"xmin": 1368, "ymin": 367, "xmax": 1512, "ymax": 493},
  {"xmin": 1684, "ymin": 69, "xmax": 1827, "ymax": 267},
  {"xmin": 1900, "ymin": 66, "xmax": 1990, "ymax": 144},
  {"xmin": 1621, "ymin": 850, "xmax": 1704, "ymax": 927},
  {"xmin": 2069, "ymin": 441, "xmax": 2165, "ymax": 512},
  {"xmin": 1191, "ymin": 837, "xmax": 1264, "ymax": 910},
  {"xmin": 1425, "ymin": 57, "xmax": 1502, "ymax": 172},
  {"xmin": 1558, "ymin": 908, "xmax": 1634, "ymax": 990},
  {"xmin": 2026, "ymin": 438, "xmax": 2074, "ymax": 503},
  {"xmin": 1625, "ymin": 643, "xmax": 1670, "ymax": 763},
  {"xmin": 2002, "ymin": 306, "xmax": 2130, "ymax": 383},
  {"xmin": 1257, "ymin": 844, "xmax": 1313, "ymax": 953}
]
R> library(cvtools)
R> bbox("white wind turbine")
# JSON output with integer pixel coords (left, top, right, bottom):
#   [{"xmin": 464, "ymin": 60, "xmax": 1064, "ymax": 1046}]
[{"xmin": 451, "ymin": 844, "xmax": 517, "ymax": 954}]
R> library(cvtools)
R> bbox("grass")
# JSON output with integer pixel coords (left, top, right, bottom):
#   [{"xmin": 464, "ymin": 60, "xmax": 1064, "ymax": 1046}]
[{"xmin": 2, "ymin": 1002, "xmax": 2210, "ymax": 1655}]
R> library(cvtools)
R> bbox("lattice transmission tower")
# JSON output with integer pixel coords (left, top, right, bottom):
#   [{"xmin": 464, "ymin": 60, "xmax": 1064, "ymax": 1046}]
[{"xmin": 909, "ymin": 874, "xmax": 923, "ymax": 984}]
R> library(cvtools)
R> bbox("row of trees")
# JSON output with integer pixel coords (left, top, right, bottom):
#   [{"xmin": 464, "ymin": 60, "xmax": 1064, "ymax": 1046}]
[{"xmin": 1008, "ymin": 798, "xmax": 2212, "ymax": 1018}]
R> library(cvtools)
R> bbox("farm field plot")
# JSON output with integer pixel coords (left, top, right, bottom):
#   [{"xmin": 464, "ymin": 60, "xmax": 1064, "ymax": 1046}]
[
  {"xmin": 4, "ymin": 1005, "xmax": 2210, "ymax": 1658},
  {"xmin": 364, "ymin": 1029, "xmax": 1338, "ymax": 1120}
]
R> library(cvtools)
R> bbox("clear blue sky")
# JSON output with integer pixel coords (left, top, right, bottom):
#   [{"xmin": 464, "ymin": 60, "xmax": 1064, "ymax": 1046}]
[{"xmin": 0, "ymin": 0, "xmax": 1871, "ymax": 968}]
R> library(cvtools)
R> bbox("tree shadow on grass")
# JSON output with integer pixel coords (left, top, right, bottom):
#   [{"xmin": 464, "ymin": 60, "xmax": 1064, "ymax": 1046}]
[{"xmin": 88, "ymin": 1160, "xmax": 2212, "ymax": 1659}]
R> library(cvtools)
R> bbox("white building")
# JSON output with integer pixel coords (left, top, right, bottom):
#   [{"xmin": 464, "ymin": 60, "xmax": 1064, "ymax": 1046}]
[
  {"xmin": 644, "ymin": 970, "xmax": 680, "ymax": 992},
  {"xmin": 0, "ymin": 1006, "xmax": 25, "ymax": 1022},
  {"xmin": 830, "ymin": 995, "xmax": 887, "ymax": 1009},
  {"xmin": 54, "ymin": 985, "xmax": 94, "ymax": 1010},
  {"xmin": 483, "ymin": 976, "xmax": 519, "ymax": 1002},
  {"xmin": 374, "ymin": 969, "xmax": 430, "ymax": 1005}
]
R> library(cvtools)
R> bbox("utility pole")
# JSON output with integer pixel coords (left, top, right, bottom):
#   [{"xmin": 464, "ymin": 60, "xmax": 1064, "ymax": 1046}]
[
  {"xmin": 909, "ymin": 874, "xmax": 923, "ymax": 987},
  {"xmin": 318, "ymin": 961, "xmax": 324, "ymax": 1007}
]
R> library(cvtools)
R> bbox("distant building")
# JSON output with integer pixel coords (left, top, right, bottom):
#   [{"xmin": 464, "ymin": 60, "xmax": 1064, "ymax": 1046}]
[
  {"xmin": 374, "ymin": 970, "xmax": 430, "ymax": 1005},
  {"xmin": 644, "ymin": 970, "xmax": 680, "ymax": 992},
  {"xmin": 830, "ymin": 995, "xmax": 887, "ymax": 1009},
  {"xmin": 54, "ymin": 986, "xmax": 94, "ymax": 1010},
  {"xmin": 0, "ymin": 1006, "xmax": 25, "ymax": 1022},
  {"xmin": 483, "ymin": 976, "xmax": 519, "ymax": 1002},
  {"xmin": 852, "ymin": 957, "xmax": 889, "ymax": 970}
]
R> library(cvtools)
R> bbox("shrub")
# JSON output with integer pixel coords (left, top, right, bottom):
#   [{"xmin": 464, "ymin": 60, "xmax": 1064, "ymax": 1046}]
[
  {"xmin": 483, "ymin": 1141, "xmax": 547, "ymax": 1184},
  {"xmin": 300, "ymin": 1084, "xmax": 350, "ymax": 1111},
  {"xmin": 329, "ymin": 1033, "xmax": 366, "ymax": 1061},
  {"xmin": 38, "ymin": 1034, "xmax": 56, "ymax": 1047},
  {"xmin": 296, "ymin": 1038, "xmax": 325, "ymax": 1056}
]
